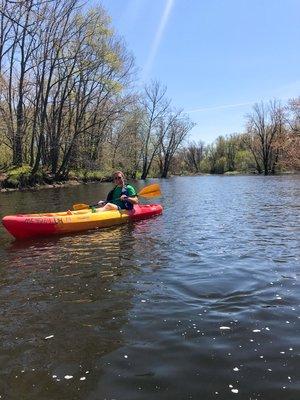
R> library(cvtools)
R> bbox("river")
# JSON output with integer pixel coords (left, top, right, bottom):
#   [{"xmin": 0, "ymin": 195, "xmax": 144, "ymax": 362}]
[{"xmin": 0, "ymin": 175, "xmax": 299, "ymax": 400}]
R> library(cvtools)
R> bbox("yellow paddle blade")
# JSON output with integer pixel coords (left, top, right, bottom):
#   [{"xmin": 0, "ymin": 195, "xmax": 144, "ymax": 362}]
[
  {"xmin": 73, "ymin": 203, "xmax": 90, "ymax": 211},
  {"xmin": 138, "ymin": 183, "xmax": 161, "ymax": 197}
]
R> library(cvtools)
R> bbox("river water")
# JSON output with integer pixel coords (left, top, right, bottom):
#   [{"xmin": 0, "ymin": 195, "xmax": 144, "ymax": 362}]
[{"xmin": 0, "ymin": 176, "xmax": 299, "ymax": 400}]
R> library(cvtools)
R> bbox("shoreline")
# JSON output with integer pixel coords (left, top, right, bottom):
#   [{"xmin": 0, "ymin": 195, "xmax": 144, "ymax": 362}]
[
  {"xmin": 0, "ymin": 177, "xmax": 113, "ymax": 193},
  {"xmin": 1, "ymin": 171, "xmax": 299, "ymax": 193}
]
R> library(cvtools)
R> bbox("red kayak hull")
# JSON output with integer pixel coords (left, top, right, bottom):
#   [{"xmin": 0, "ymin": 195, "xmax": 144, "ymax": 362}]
[{"xmin": 2, "ymin": 204, "xmax": 163, "ymax": 240}]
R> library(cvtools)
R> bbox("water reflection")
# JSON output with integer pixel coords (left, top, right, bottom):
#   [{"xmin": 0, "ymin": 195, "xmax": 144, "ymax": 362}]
[
  {"xmin": 0, "ymin": 176, "xmax": 299, "ymax": 400},
  {"xmin": 0, "ymin": 224, "xmax": 146, "ymax": 399}
]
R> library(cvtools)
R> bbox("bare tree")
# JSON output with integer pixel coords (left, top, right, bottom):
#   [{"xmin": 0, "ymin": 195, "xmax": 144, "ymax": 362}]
[
  {"xmin": 0, "ymin": 0, "xmax": 41, "ymax": 165},
  {"xmin": 244, "ymin": 101, "xmax": 286, "ymax": 175},
  {"xmin": 159, "ymin": 111, "xmax": 195, "ymax": 178},
  {"xmin": 184, "ymin": 140, "xmax": 205, "ymax": 173},
  {"xmin": 31, "ymin": 0, "xmax": 81, "ymax": 174},
  {"xmin": 279, "ymin": 97, "xmax": 300, "ymax": 170},
  {"xmin": 139, "ymin": 80, "xmax": 170, "ymax": 179},
  {"xmin": 0, "ymin": 0, "xmax": 15, "ymax": 74}
]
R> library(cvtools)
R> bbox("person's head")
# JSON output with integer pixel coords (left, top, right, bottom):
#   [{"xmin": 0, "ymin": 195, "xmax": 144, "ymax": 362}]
[{"xmin": 113, "ymin": 171, "xmax": 125, "ymax": 187}]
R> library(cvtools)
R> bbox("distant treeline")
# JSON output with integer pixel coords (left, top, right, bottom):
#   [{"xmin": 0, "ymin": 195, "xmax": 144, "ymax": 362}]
[
  {"xmin": 175, "ymin": 98, "xmax": 300, "ymax": 176},
  {"xmin": 0, "ymin": 1, "xmax": 299, "ymax": 187}
]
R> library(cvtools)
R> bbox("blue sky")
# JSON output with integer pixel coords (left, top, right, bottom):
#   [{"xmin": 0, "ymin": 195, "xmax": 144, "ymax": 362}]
[{"xmin": 99, "ymin": 0, "xmax": 300, "ymax": 144}]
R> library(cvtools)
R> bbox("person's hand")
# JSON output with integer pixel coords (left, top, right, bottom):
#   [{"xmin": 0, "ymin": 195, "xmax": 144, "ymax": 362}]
[
  {"xmin": 120, "ymin": 194, "xmax": 128, "ymax": 201},
  {"xmin": 98, "ymin": 200, "xmax": 106, "ymax": 206}
]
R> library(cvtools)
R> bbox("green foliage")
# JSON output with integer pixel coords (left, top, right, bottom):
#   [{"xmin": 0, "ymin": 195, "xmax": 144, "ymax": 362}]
[
  {"xmin": 4, "ymin": 166, "xmax": 45, "ymax": 188},
  {"xmin": 69, "ymin": 169, "xmax": 111, "ymax": 182},
  {"xmin": 83, "ymin": 171, "xmax": 108, "ymax": 181},
  {"xmin": 199, "ymin": 158, "xmax": 211, "ymax": 173},
  {"xmin": 0, "ymin": 141, "xmax": 11, "ymax": 169},
  {"xmin": 213, "ymin": 156, "xmax": 227, "ymax": 174},
  {"xmin": 7, "ymin": 165, "xmax": 31, "ymax": 174},
  {"xmin": 5, "ymin": 166, "xmax": 32, "ymax": 188},
  {"xmin": 176, "ymin": 134, "xmax": 270, "ymax": 175},
  {"xmin": 134, "ymin": 171, "xmax": 142, "ymax": 179},
  {"xmin": 103, "ymin": 51, "xmax": 122, "ymax": 71},
  {"xmin": 103, "ymin": 78, "xmax": 123, "ymax": 93},
  {"xmin": 235, "ymin": 150, "xmax": 255, "ymax": 172}
]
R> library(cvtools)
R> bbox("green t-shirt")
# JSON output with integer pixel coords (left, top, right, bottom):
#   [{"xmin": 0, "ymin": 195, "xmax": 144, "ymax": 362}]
[{"xmin": 109, "ymin": 184, "xmax": 137, "ymax": 209}]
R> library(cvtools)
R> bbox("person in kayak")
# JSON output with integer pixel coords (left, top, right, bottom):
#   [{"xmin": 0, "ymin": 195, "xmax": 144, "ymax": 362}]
[{"xmin": 98, "ymin": 171, "xmax": 138, "ymax": 211}]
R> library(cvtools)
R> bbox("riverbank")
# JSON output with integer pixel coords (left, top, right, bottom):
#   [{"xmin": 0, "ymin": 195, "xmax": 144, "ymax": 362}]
[
  {"xmin": 0, "ymin": 177, "xmax": 114, "ymax": 193},
  {"xmin": 0, "ymin": 167, "xmax": 298, "ymax": 193},
  {"xmin": 0, "ymin": 166, "xmax": 114, "ymax": 193},
  {"xmin": 0, "ymin": 179, "xmax": 85, "ymax": 193}
]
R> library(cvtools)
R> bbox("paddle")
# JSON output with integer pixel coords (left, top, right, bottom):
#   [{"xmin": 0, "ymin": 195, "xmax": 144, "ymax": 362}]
[{"xmin": 73, "ymin": 183, "xmax": 161, "ymax": 211}]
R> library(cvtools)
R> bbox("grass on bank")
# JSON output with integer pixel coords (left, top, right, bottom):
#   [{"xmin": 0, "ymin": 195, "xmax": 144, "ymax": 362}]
[
  {"xmin": 1, "ymin": 166, "xmax": 44, "ymax": 188},
  {"xmin": 0, "ymin": 166, "xmax": 114, "ymax": 190}
]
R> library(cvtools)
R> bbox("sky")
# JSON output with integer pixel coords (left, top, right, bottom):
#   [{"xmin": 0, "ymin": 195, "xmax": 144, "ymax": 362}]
[{"xmin": 98, "ymin": 0, "xmax": 300, "ymax": 144}]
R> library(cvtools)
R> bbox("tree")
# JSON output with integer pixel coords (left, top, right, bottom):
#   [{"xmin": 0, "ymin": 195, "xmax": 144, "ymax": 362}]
[
  {"xmin": 0, "ymin": 0, "xmax": 40, "ymax": 166},
  {"xmin": 244, "ymin": 101, "xmax": 286, "ymax": 175},
  {"xmin": 139, "ymin": 80, "xmax": 170, "ymax": 179},
  {"xmin": 0, "ymin": 0, "xmax": 135, "ymax": 178},
  {"xmin": 159, "ymin": 111, "xmax": 195, "ymax": 178},
  {"xmin": 184, "ymin": 140, "xmax": 205, "ymax": 173},
  {"xmin": 281, "ymin": 97, "xmax": 300, "ymax": 170}
]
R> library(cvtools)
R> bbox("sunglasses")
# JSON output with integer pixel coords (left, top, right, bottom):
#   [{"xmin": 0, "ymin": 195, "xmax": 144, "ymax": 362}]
[{"xmin": 114, "ymin": 176, "xmax": 123, "ymax": 181}]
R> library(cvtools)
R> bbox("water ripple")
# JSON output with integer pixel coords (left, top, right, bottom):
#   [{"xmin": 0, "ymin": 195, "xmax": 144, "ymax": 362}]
[{"xmin": 0, "ymin": 175, "xmax": 299, "ymax": 399}]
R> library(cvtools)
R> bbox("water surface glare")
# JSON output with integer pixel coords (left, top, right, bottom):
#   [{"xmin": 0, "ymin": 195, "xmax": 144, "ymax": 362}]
[{"xmin": 0, "ymin": 176, "xmax": 299, "ymax": 399}]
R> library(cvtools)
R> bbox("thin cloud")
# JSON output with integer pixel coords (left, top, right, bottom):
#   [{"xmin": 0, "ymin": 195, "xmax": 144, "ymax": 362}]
[
  {"xmin": 188, "ymin": 81, "xmax": 300, "ymax": 114},
  {"xmin": 142, "ymin": 0, "xmax": 174, "ymax": 80},
  {"xmin": 188, "ymin": 102, "xmax": 254, "ymax": 113}
]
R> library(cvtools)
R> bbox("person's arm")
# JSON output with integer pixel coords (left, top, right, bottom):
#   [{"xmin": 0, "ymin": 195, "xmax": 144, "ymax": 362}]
[
  {"xmin": 120, "ymin": 194, "xmax": 138, "ymax": 205},
  {"xmin": 120, "ymin": 194, "xmax": 138, "ymax": 204},
  {"xmin": 120, "ymin": 186, "xmax": 139, "ymax": 204}
]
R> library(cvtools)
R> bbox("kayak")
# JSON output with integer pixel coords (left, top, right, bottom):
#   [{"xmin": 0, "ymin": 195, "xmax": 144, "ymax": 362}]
[{"xmin": 2, "ymin": 204, "xmax": 163, "ymax": 240}]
